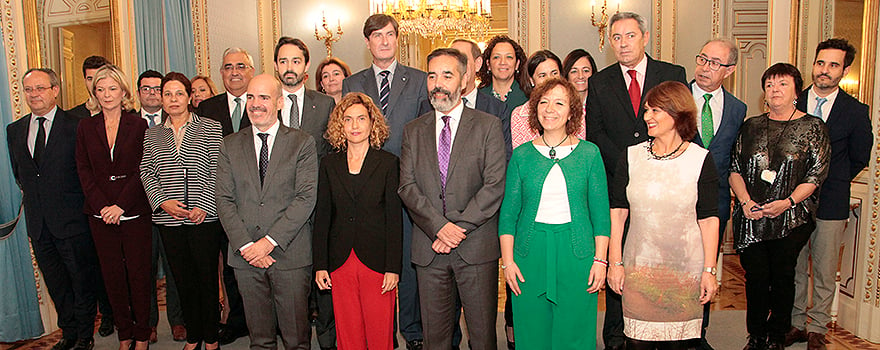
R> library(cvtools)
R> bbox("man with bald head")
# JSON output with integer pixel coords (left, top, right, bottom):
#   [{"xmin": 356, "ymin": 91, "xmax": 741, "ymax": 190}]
[{"xmin": 216, "ymin": 74, "xmax": 318, "ymax": 349}]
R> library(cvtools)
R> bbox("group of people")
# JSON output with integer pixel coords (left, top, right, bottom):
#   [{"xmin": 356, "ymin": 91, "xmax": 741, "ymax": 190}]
[{"xmin": 7, "ymin": 9, "xmax": 872, "ymax": 350}]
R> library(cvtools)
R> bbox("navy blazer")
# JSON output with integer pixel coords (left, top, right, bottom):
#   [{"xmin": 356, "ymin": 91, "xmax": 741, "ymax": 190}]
[
  {"xmin": 796, "ymin": 87, "xmax": 872, "ymax": 220},
  {"xmin": 418, "ymin": 90, "xmax": 513, "ymax": 159},
  {"xmin": 342, "ymin": 63, "xmax": 428, "ymax": 156},
  {"xmin": 690, "ymin": 82, "xmax": 747, "ymax": 224},
  {"xmin": 196, "ymin": 93, "xmax": 252, "ymax": 137},
  {"xmin": 7, "ymin": 108, "xmax": 90, "ymax": 240},
  {"xmin": 586, "ymin": 55, "xmax": 688, "ymax": 182}
]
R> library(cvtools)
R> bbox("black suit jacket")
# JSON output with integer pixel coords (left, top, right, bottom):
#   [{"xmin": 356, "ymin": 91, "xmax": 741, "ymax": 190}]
[
  {"xmin": 313, "ymin": 148, "xmax": 403, "ymax": 274},
  {"xmin": 278, "ymin": 89, "xmax": 336, "ymax": 160},
  {"xmin": 66, "ymin": 102, "xmax": 91, "ymax": 119},
  {"xmin": 196, "ymin": 93, "xmax": 251, "ymax": 136},
  {"xmin": 586, "ymin": 55, "xmax": 687, "ymax": 181},
  {"xmin": 797, "ymin": 87, "xmax": 872, "ymax": 219},
  {"xmin": 7, "ymin": 108, "xmax": 90, "ymax": 240},
  {"xmin": 418, "ymin": 90, "xmax": 513, "ymax": 159}
]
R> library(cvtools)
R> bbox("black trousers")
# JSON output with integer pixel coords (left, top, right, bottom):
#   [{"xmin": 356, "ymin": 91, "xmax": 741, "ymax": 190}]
[
  {"xmin": 626, "ymin": 338, "xmax": 694, "ymax": 350},
  {"xmin": 219, "ymin": 232, "xmax": 248, "ymax": 334},
  {"xmin": 701, "ymin": 219, "xmax": 728, "ymax": 339},
  {"xmin": 31, "ymin": 224, "xmax": 99, "ymax": 340},
  {"xmin": 309, "ymin": 275, "xmax": 336, "ymax": 347},
  {"xmin": 159, "ymin": 221, "xmax": 223, "ymax": 344},
  {"xmin": 739, "ymin": 221, "xmax": 813, "ymax": 343},
  {"xmin": 603, "ymin": 218, "xmax": 630, "ymax": 348}
]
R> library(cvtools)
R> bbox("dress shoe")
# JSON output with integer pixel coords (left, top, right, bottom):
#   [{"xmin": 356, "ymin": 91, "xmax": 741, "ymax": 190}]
[
  {"xmin": 742, "ymin": 335, "xmax": 766, "ymax": 350},
  {"xmin": 72, "ymin": 338, "xmax": 95, "ymax": 350},
  {"xmin": 51, "ymin": 338, "xmax": 77, "ymax": 350},
  {"xmin": 98, "ymin": 315, "xmax": 115, "ymax": 337},
  {"xmin": 320, "ymin": 347, "xmax": 336, "ymax": 350},
  {"xmin": 700, "ymin": 337, "xmax": 714, "ymax": 350},
  {"xmin": 149, "ymin": 327, "xmax": 158, "ymax": 344},
  {"xmin": 217, "ymin": 326, "xmax": 247, "ymax": 346},
  {"xmin": 405, "ymin": 339, "xmax": 423, "ymax": 350},
  {"xmin": 182, "ymin": 341, "xmax": 202, "ymax": 350},
  {"xmin": 765, "ymin": 339, "xmax": 784, "ymax": 350},
  {"xmin": 807, "ymin": 332, "xmax": 828, "ymax": 350},
  {"xmin": 784, "ymin": 326, "xmax": 808, "ymax": 346},
  {"xmin": 171, "ymin": 325, "xmax": 187, "ymax": 342}
]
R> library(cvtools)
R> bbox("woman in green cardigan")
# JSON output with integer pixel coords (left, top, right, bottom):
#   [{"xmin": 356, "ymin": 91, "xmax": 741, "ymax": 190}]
[{"xmin": 499, "ymin": 78, "xmax": 611, "ymax": 349}]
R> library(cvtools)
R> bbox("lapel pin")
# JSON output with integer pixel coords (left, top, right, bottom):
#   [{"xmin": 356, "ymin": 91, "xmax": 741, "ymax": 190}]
[{"xmin": 402, "ymin": 77, "xmax": 407, "ymax": 82}]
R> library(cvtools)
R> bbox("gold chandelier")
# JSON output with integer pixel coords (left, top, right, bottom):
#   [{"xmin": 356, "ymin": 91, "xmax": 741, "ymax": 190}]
[{"xmin": 370, "ymin": 0, "xmax": 493, "ymax": 40}]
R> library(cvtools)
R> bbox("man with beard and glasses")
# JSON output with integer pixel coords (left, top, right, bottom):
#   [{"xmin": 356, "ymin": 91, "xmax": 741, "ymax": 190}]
[
  {"xmin": 273, "ymin": 36, "xmax": 337, "ymax": 350},
  {"xmin": 786, "ymin": 38, "xmax": 872, "ymax": 350},
  {"xmin": 216, "ymin": 74, "xmax": 318, "ymax": 350},
  {"xmin": 398, "ymin": 48, "xmax": 506, "ymax": 350}
]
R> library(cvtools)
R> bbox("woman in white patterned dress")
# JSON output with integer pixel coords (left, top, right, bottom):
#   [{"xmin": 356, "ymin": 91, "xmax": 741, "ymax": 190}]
[{"xmin": 606, "ymin": 81, "xmax": 720, "ymax": 349}]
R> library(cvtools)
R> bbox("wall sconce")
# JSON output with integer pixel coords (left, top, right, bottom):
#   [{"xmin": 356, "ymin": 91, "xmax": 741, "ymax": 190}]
[
  {"xmin": 840, "ymin": 77, "xmax": 859, "ymax": 96},
  {"xmin": 314, "ymin": 11, "xmax": 343, "ymax": 58},
  {"xmin": 591, "ymin": 0, "xmax": 620, "ymax": 52}
]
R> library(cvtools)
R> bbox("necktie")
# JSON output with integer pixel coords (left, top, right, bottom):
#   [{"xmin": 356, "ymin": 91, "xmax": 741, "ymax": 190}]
[
  {"xmin": 438, "ymin": 115, "xmax": 452, "ymax": 213},
  {"xmin": 813, "ymin": 97, "xmax": 828, "ymax": 119},
  {"xmin": 462, "ymin": 96, "xmax": 470, "ymax": 109},
  {"xmin": 288, "ymin": 94, "xmax": 300, "ymax": 129},
  {"xmin": 627, "ymin": 69, "xmax": 641, "ymax": 116},
  {"xmin": 146, "ymin": 114, "xmax": 158, "ymax": 127},
  {"xmin": 258, "ymin": 133, "xmax": 269, "ymax": 186},
  {"xmin": 700, "ymin": 93, "xmax": 714, "ymax": 146},
  {"xmin": 34, "ymin": 117, "xmax": 46, "ymax": 165},
  {"xmin": 379, "ymin": 70, "xmax": 391, "ymax": 115},
  {"xmin": 232, "ymin": 97, "xmax": 243, "ymax": 132}
]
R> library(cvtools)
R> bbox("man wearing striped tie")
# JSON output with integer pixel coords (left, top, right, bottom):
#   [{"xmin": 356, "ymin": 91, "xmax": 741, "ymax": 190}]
[{"xmin": 342, "ymin": 13, "xmax": 428, "ymax": 350}]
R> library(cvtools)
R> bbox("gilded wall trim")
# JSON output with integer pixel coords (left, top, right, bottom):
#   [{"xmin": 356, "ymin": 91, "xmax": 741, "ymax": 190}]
[
  {"xmin": 865, "ymin": 0, "xmax": 880, "ymax": 306},
  {"xmin": 798, "ymin": 0, "xmax": 809, "ymax": 73},
  {"xmin": 822, "ymin": 0, "xmax": 832, "ymax": 40},
  {"xmin": 653, "ymin": 0, "xmax": 661, "ymax": 58},
  {"xmin": 540, "ymin": 0, "xmax": 548, "ymax": 48},
  {"xmin": 712, "ymin": 0, "xmax": 721, "ymax": 38},
  {"xmin": 192, "ymin": 0, "xmax": 210, "ymax": 75},
  {"xmin": 3, "ymin": 0, "xmax": 24, "ymax": 117},
  {"xmin": 517, "ymin": 0, "xmax": 528, "ymax": 50},
  {"xmin": 256, "ymin": 0, "xmax": 279, "ymax": 73}
]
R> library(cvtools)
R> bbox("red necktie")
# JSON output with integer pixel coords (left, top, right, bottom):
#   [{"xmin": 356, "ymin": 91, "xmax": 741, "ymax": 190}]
[{"xmin": 627, "ymin": 69, "xmax": 640, "ymax": 116}]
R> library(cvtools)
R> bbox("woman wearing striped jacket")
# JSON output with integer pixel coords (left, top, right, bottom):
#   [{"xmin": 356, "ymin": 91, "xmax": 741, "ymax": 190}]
[{"xmin": 140, "ymin": 72, "xmax": 224, "ymax": 350}]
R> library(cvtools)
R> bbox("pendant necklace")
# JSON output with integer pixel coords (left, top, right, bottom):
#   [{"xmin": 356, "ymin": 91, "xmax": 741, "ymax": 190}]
[
  {"xmin": 542, "ymin": 133, "xmax": 568, "ymax": 160},
  {"xmin": 761, "ymin": 108, "xmax": 797, "ymax": 184},
  {"xmin": 647, "ymin": 138, "xmax": 684, "ymax": 160}
]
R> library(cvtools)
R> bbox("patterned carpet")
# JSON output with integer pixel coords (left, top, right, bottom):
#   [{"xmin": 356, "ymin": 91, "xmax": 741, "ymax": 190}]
[{"xmin": 3, "ymin": 255, "xmax": 878, "ymax": 349}]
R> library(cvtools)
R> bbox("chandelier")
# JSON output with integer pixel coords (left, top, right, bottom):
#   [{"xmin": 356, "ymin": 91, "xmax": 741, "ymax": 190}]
[{"xmin": 370, "ymin": 0, "xmax": 493, "ymax": 40}]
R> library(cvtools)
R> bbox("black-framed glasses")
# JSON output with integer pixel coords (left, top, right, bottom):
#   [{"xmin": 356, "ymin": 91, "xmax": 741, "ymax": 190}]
[
  {"xmin": 140, "ymin": 86, "xmax": 161, "ymax": 94},
  {"xmin": 695, "ymin": 55, "xmax": 734, "ymax": 71}
]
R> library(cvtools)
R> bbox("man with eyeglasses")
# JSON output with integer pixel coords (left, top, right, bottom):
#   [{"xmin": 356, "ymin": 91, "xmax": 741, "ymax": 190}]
[
  {"xmin": 194, "ymin": 47, "xmax": 256, "ymax": 346},
  {"xmin": 689, "ymin": 38, "xmax": 747, "ymax": 350},
  {"xmin": 197, "ymin": 47, "xmax": 256, "ymax": 137},
  {"xmin": 135, "ymin": 69, "xmax": 189, "ymax": 344}
]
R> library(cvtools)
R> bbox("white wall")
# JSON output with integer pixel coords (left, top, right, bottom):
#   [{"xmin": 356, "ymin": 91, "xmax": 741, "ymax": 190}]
[{"xmin": 206, "ymin": 0, "xmax": 261, "ymax": 91}]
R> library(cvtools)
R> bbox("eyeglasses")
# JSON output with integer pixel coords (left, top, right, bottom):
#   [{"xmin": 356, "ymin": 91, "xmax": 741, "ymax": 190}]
[
  {"xmin": 140, "ymin": 86, "xmax": 161, "ymax": 94},
  {"xmin": 695, "ymin": 55, "xmax": 734, "ymax": 71},
  {"xmin": 222, "ymin": 63, "xmax": 252, "ymax": 72},
  {"xmin": 24, "ymin": 86, "xmax": 52, "ymax": 94}
]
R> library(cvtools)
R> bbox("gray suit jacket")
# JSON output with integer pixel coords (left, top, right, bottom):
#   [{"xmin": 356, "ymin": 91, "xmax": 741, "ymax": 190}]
[
  {"xmin": 342, "ymin": 63, "xmax": 428, "ymax": 156},
  {"xmin": 280, "ymin": 89, "xmax": 335, "ymax": 160},
  {"xmin": 398, "ymin": 107, "xmax": 506, "ymax": 267},
  {"xmin": 215, "ymin": 124, "xmax": 318, "ymax": 270}
]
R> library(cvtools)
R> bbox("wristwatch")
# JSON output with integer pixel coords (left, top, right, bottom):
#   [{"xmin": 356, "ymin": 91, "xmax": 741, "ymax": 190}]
[{"xmin": 704, "ymin": 266, "xmax": 717, "ymax": 276}]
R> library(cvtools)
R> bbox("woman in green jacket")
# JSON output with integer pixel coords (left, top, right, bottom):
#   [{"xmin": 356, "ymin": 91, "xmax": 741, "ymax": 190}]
[{"xmin": 499, "ymin": 78, "xmax": 611, "ymax": 349}]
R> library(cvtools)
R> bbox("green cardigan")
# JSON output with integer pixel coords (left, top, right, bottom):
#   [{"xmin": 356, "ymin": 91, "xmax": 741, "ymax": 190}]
[
  {"xmin": 499, "ymin": 140, "xmax": 611, "ymax": 259},
  {"xmin": 479, "ymin": 80, "xmax": 528, "ymax": 113}
]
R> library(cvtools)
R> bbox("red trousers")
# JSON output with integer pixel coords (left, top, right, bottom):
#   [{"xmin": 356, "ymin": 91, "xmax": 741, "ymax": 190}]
[{"xmin": 330, "ymin": 250, "xmax": 395, "ymax": 350}]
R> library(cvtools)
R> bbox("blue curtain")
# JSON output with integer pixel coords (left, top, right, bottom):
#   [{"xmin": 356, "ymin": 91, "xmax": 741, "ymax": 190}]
[
  {"xmin": 164, "ymin": 0, "xmax": 196, "ymax": 77},
  {"xmin": 0, "ymin": 35, "xmax": 44, "ymax": 340},
  {"xmin": 134, "ymin": 0, "xmax": 196, "ymax": 76},
  {"xmin": 134, "ymin": 0, "xmax": 165, "ymax": 73}
]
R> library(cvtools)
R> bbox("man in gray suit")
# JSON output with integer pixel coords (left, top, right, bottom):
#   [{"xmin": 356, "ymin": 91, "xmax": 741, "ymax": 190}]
[
  {"xmin": 341, "ymin": 13, "xmax": 428, "ymax": 349},
  {"xmin": 273, "ymin": 36, "xmax": 337, "ymax": 350},
  {"xmin": 215, "ymin": 74, "xmax": 318, "ymax": 350},
  {"xmin": 398, "ymin": 48, "xmax": 506, "ymax": 350}
]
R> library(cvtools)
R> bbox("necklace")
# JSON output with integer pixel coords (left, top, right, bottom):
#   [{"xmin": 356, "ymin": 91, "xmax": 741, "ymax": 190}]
[
  {"xmin": 647, "ymin": 138, "xmax": 685, "ymax": 160},
  {"xmin": 760, "ymin": 108, "xmax": 798, "ymax": 184},
  {"xmin": 541, "ymin": 133, "xmax": 568, "ymax": 159}
]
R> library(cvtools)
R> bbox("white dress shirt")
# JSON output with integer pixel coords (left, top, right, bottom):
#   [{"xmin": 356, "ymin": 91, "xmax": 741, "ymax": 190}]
[
  {"xmin": 140, "ymin": 108, "xmax": 163, "ymax": 127},
  {"xmin": 807, "ymin": 87, "xmax": 839, "ymax": 122},
  {"xmin": 373, "ymin": 60, "xmax": 398, "ymax": 89},
  {"xmin": 620, "ymin": 54, "xmax": 648, "ymax": 93},
  {"xmin": 462, "ymin": 88, "xmax": 478, "ymax": 109},
  {"xmin": 226, "ymin": 91, "xmax": 247, "ymax": 116},
  {"xmin": 692, "ymin": 84, "xmax": 725, "ymax": 136},
  {"xmin": 28, "ymin": 106, "xmax": 57, "ymax": 156},
  {"xmin": 241, "ymin": 120, "xmax": 281, "ymax": 251},
  {"xmin": 434, "ymin": 101, "xmax": 464, "ymax": 151},
  {"xmin": 281, "ymin": 86, "xmax": 305, "ymax": 128}
]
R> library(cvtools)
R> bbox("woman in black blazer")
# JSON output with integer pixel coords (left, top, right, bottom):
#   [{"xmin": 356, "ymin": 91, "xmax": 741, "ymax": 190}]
[
  {"xmin": 75, "ymin": 65, "xmax": 152, "ymax": 350},
  {"xmin": 139, "ymin": 73, "xmax": 224, "ymax": 350},
  {"xmin": 313, "ymin": 93, "xmax": 402, "ymax": 350}
]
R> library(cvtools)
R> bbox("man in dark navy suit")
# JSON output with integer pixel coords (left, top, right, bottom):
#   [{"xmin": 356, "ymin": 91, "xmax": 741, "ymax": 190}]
[
  {"xmin": 586, "ymin": 12, "xmax": 687, "ymax": 350},
  {"xmin": 7, "ymin": 68, "xmax": 99, "ymax": 350},
  {"xmin": 787, "ymin": 38, "xmax": 872, "ymax": 350},
  {"xmin": 67, "ymin": 56, "xmax": 110, "ymax": 119},
  {"xmin": 689, "ymin": 38, "xmax": 747, "ymax": 350}
]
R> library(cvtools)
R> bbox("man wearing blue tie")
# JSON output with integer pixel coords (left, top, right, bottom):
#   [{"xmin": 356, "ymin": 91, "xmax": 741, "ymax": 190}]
[
  {"xmin": 689, "ymin": 38, "xmax": 747, "ymax": 350},
  {"xmin": 787, "ymin": 38, "xmax": 872, "ymax": 350}
]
